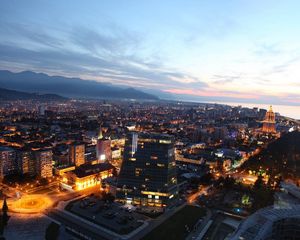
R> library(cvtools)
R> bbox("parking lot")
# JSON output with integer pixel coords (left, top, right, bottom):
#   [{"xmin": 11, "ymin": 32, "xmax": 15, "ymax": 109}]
[{"xmin": 66, "ymin": 195, "xmax": 148, "ymax": 235}]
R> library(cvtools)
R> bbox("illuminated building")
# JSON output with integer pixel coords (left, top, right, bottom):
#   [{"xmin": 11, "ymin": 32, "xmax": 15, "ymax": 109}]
[
  {"xmin": 85, "ymin": 144, "xmax": 97, "ymax": 163},
  {"xmin": 54, "ymin": 165, "xmax": 75, "ymax": 176},
  {"xmin": 61, "ymin": 162, "xmax": 114, "ymax": 191},
  {"xmin": 69, "ymin": 143, "xmax": 85, "ymax": 166},
  {"xmin": 0, "ymin": 146, "xmax": 16, "ymax": 178},
  {"xmin": 111, "ymin": 146, "xmax": 121, "ymax": 159},
  {"xmin": 96, "ymin": 127, "xmax": 111, "ymax": 162},
  {"xmin": 262, "ymin": 106, "xmax": 276, "ymax": 133},
  {"xmin": 116, "ymin": 132, "xmax": 178, "ymax": 207},
  {"xmin": 17, "ymin": 150, "xmax": 35, "ymax": 176},
  {"xmin": 34, "ymin": 149, "xmax": 53, "ymax": 178}
]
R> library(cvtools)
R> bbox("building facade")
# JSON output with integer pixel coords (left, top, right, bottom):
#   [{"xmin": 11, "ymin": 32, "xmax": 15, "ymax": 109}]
[
  {"xmin": 35, "ymin": 149, "xmax": 53, "ymax": 178},
  {"xmin": 17, "ymin": 150, "xmax": 36, "ymax": 176},
  {"xmin": 69, "ymin": 143, "xmax": 85, "ymax": 166},
  {"xmin": 61, "ymin": 162, "xmax": 114, "ymax": 191},
  {"xmin": 116, "ymin": 132, "xmax": 178, "ymax": 207},
  {"xmin": 0, "ymin": 146, "xmax": 16, "ymax": 178}
]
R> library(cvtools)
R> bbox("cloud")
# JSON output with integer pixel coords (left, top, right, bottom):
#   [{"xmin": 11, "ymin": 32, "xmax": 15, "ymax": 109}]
[
  {"xmin": 211, "ymin": 74, "xmax": 242, "ymax": 84},
  {"xmin": 164, "ymin": 88, "xmax": 258, "ymax": 100},
  {"xmin": 0, "ymin": 27, "xmax": 207, "ymax": 91},
  {"xmin": 253, "ymin": 43, "xmax": 282, "ymax": 56}
]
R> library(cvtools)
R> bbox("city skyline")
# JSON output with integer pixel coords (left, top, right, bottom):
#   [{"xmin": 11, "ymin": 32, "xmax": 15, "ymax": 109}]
[
  {"xmin": 1, "ymin": 1, "xmax": 300, "ymax": 106},
  {"xmin": 1, "ymin": 2, "xmax": 300, "ymax": 239}
]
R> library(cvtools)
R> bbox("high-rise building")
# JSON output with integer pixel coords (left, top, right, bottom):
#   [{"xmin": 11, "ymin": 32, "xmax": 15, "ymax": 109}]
[
  {"xmin": 85, "ymin": 144, "xmax": 97, "ymax": 163},
  {"xmin": 116, "ymin": 132, "xmax": 178, "ymax": 207},
  {"xmin": 0, "ymin": 146, "xmax": 17, "ymax": 178},
  {"xmin": 17, "ymin": 150, "xmax": 35, "ymax": 176},
  {"xmin": 96, "ymin": 127, "xmax": 111, "ymax": 162},
  {"xmin": 34, "ymin": 149, "xmax": 53, "ymax": 178},
  {"xmin": 69, "ymin": 143, "xmax": 85, "ymax": 166},
  {"xmin": 262, "ymin": 106, "xmax": 276, "ymax": 133}
]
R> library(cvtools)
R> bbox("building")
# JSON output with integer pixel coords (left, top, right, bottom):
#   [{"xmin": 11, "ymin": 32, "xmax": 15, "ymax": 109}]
[
  {"xmin": 111, "ymin": 146, "xmax": 121, "ymax": 159},
  {"xmin": 262, "ymin": 106, "xmax": 276, "ymax": 133},
  {"xmin": 84, "ymin": 144, "xmax": 97, "ymax": 164},
  {"xmin": 116, "ymin": 132, "xmax": 178, "ymax": 207},
  {"xmin": 17, "ymin": 150, "xmax": 35, "ymax": 176},
  {"xmin": 61, "ymin": 162, "xmax": 114, "ymax": 191},
  {"xmin": 96, "ymin": 128, "xmax": 111, "ymax": 162},
  {"xmin": 230, "ymin": 205, "xmax": 300, "ymax": 240},
  {"xmin": 34, "ymin": 149, "xmax": 53, "ymax": 178},
  {"xmin": 69, "ymin": 143, "xmax": 85, "ymax": 166},
  {"xmin": 38, "ymin": 105, "xmax": 46, "ymax": 116},
  {"xmin": 0, "ymin": 146, "xmax": 16, "ymax": 178}
]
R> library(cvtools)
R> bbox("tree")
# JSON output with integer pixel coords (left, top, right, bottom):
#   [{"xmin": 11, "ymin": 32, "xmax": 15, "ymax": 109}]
[
  {"xmin": 0, "ymin": 197, "xmax": 10, "ymax": 238},
  {"xmin": 1, "ymin": 198, "xmax": 9, "ymax": 226},
  {"xmin": 254, "ymin": 175, "xmax": 264, "ymax": 190}
]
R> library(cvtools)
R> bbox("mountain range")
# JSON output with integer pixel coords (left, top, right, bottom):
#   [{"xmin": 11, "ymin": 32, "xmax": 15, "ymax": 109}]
[
  {"xmin": 0, "ymin": 87, "xmax": 67, "ymax": 101},
  {"xmin": 0, "ymin": 70, "xmax": 158, "ymax": 100}
]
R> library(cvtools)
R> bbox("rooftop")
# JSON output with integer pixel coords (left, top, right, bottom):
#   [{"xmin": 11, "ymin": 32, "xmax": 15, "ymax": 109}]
[{"xmin": 72, "ymin": 162, "xmax": 114, "ymax": 178}]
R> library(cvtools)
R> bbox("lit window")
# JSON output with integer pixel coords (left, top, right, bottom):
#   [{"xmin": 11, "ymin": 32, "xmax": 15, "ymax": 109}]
[
  {"xmin": 151, "ymin": 156, "xmax": 158, "ymax": 160},
  {"xmin": 159, "ymin": 140, "xmax": 171, "ymax": 144},
  {"xmin": 135, "ymin": 168, "xmax": 142, "ymax": 176},
  {"xmin": 157, "ymin": 163, "xmax": 165, "ymax": 167}
]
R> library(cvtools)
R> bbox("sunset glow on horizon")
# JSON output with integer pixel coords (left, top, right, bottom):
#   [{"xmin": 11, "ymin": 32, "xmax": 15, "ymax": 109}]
[{"xmin": 1, "ymin": 0, "xmax": 300, "ymax": 106}]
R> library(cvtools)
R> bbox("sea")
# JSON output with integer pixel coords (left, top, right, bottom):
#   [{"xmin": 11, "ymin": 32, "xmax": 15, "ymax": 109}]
[{"xmin": 214, "ymin": 102, "xmax": 300, "ymax": 120}]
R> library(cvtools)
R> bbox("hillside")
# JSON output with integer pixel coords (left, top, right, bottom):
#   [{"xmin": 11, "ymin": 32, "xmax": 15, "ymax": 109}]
[
  {"xmin": 242, "ymin": 131, "xmax": 300, "ymax": 178},
  {"xmin": 0, "ymin": 70, "xmax": 158, "ymax": 100},
  {"xmin": 0, "ymin": 87, "xmax": 66, "ymax": 101}
]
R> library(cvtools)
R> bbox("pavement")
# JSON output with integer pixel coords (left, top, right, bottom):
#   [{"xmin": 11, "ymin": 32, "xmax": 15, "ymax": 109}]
[{"xmin": 4, "ymin": 213, "xmax": 52, "ymax": 240}]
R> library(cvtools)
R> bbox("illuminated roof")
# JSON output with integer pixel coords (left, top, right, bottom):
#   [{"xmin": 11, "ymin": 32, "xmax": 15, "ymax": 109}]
[{"xmin": 72, "ymin": 162, "xmax": 114, "ymax": 178}]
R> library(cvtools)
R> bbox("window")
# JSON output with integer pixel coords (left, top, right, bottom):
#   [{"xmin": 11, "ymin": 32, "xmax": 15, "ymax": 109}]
[
  {"xmin": 157, "ymin": 163, "xmax": 165, "ymax": 167},
  {"xmin": 135, "ymin": 168, "xmax": 142, "ymax": 176}
]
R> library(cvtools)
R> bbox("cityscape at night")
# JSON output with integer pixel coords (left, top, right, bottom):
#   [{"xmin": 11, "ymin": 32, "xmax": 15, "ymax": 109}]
[{"xmin": 1, "ymin": 1, "xmax": 300, "ymax": 240}]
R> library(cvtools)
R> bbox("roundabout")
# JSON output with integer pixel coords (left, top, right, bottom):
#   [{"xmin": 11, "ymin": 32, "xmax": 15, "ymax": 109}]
[{"xmin": 9, "ymin": 194, "xmax": 53, "ymax": 214}]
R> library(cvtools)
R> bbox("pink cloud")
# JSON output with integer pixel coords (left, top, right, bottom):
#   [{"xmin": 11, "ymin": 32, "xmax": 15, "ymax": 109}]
[{"xmin": 164, "ymin": 88, "xmax": 259, "ymax": 99}]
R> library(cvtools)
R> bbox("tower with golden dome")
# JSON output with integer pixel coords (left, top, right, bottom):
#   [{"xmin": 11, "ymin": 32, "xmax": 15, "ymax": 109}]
[{"xmin": 262, "ymin": 106, "xmax": 276, "ymax": 133}]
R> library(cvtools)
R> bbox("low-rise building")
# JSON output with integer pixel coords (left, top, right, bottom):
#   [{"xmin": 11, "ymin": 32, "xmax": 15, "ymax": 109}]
[{"xmin": 61, "ymin": 162, "xmax": 114, "ymax": 191}]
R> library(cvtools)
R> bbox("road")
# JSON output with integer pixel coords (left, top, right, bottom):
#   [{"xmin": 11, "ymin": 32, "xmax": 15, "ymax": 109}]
[{"xmin": 187, "ymin": 186, "xmax": 210, "ymax": 204}]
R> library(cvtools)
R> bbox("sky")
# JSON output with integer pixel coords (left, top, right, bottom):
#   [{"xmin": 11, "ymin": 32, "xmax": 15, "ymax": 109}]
[{"xmin": 1, "ymin": 0, "xmax": 300, "ymax": 106}]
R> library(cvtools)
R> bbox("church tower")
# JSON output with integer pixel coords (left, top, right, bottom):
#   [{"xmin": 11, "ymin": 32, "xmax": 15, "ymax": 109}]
[{"xmin": 262, "ymin": 106, "xmax": 276, "ymax": 133}]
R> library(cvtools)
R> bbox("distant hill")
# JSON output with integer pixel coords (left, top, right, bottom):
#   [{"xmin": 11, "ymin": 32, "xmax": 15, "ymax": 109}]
[
  {"xmin": 0, "ymin": 87, "xmax": 67, "ymax": 101},
  {"xmin": 242, "ymin": 131, "xmax": 300, "ymax": 178},
  {"xmin": 0, "ymin": 70, "xmax": 158, "ymax": 100}
]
